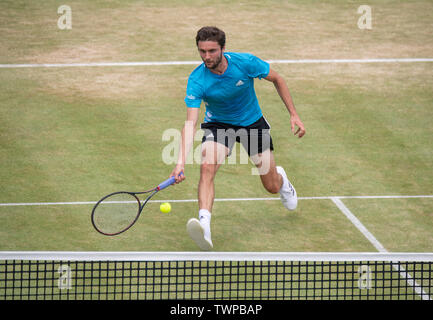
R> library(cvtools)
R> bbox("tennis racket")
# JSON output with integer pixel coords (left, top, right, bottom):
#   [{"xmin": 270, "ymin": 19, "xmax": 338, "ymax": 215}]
[{"xmin": 91, "ymin": 173, "xmax": 182, "ymax": 236}]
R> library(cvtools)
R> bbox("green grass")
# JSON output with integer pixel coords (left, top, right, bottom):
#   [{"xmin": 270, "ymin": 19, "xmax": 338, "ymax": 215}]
[{"xmin": 0, "ymin": 0, "xmax": 432, "ymax": 256}]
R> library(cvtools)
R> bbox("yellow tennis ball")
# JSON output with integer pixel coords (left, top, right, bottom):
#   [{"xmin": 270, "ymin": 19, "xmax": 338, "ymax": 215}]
[{"xmin": 160, "ymin": 202, "xmax": 171, "ymax": 213}]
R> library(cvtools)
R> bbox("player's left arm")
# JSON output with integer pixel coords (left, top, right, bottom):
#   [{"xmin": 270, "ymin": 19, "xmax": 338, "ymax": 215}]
[{"xmin": 265, "ymin": 68, "xmax": 306, "ymax": 138}]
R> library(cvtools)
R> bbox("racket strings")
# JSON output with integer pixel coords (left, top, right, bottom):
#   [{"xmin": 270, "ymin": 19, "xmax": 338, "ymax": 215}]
[{"xmin": 92, "ymin": 192, "xmax": 141, "ymax": 235}]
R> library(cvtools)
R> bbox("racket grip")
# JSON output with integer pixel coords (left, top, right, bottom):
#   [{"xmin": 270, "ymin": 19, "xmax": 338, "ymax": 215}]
[{"xmin": 157, "ymin": 171, "xmax": 183, "ymax": 190}]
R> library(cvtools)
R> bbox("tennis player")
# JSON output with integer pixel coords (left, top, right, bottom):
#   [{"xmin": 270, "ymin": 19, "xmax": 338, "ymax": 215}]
[{"xmin": 170, "ymin": 26, "xmax": 305, "ymax": 250}]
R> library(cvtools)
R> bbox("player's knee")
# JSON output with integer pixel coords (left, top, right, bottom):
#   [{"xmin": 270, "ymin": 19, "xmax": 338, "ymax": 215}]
[{"xmin": 200, "ymin": 162, "xmax": 217, "ymax": 181}]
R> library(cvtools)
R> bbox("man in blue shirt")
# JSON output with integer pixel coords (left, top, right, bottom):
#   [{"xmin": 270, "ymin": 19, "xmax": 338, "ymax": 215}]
[{"xmin": 171, "ymin": 26, "xmax": 305, "ymax": 250}]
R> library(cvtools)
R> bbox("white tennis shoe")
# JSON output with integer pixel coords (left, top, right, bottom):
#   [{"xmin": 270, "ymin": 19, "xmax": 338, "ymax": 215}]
[
  {"xmin": 276, "ymin": 166, "xmax": 297, "ymax": 210},
  {"xmin": 186, "ymin": 218, "xmax": 213, "ymax": 251}
]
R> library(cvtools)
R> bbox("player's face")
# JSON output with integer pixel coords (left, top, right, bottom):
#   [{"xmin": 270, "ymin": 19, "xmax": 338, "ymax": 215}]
[{"xmin": 198, "ymin": 41, "xmax": 224, "ymax": 70}]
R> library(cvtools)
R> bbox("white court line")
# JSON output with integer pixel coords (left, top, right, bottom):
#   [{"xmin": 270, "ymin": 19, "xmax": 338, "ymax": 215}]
[
  {"xmin": 331, "ymin": 197, "xmax": 387, "ymax": 252},
  {"xmin": 0, "ymin": 58, "xmax": 432, "ymax": 68},
  {"xmin": 331, "ymin": 197, "xmax": 432, "ymax": 300},
  {"xmin": 0, "ymin": 194, "xmax": 432, "ymax": 206}
]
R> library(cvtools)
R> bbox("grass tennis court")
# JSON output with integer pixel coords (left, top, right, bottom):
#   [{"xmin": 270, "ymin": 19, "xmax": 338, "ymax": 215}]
[{"xmin": 0, "ymin": 0, "xmax": 432, "ymax": 255}]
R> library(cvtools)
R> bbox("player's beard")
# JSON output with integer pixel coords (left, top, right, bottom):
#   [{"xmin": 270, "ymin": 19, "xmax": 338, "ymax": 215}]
[{"xmin": 205, "ymin": 52, "xmax": 223, "ymax": 70}]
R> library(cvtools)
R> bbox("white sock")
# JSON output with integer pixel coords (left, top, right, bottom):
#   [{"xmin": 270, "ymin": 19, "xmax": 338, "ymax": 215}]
[{"xmin": 198, "ymin": 209, "xmax": 211, "ymax": 238}]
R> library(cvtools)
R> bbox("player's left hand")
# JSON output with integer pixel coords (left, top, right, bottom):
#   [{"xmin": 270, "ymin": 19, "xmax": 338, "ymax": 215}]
[{"xmin": 290, "ymin": 115, "xmax": 306, "ymax": 138}]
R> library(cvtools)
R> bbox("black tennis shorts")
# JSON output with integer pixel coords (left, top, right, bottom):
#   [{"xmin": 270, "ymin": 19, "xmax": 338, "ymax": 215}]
[{"xmin": 201, "ymin": 116, "xmax": 274, "ymax": 156}]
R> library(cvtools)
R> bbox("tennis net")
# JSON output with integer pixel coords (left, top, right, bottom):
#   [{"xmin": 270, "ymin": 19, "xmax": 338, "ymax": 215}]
[{"xmin": 0, "ymin": 252, "xmax": 432, "ymax": 300}]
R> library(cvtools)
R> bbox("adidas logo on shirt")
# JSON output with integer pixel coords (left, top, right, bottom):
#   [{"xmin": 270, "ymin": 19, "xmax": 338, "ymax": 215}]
[{"xmin": 235, "ymin": 80, "xmax": 244, "ymax": 87}]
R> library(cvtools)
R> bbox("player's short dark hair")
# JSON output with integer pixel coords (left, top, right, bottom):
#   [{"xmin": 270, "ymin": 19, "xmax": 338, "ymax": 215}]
[{"xmin": 196, "ymin": 26, "xmax": 226, "ymax": 48}]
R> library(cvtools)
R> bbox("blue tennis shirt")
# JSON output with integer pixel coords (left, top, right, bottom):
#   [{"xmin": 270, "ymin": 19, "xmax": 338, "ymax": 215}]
[{"xmin": 184, "ymin": 52, "xmax": 270, "ymax": 126}]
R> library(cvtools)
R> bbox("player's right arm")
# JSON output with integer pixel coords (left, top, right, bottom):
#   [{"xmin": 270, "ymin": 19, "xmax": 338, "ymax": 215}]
[{"xmin": 171, "ymin": 107, "xmax": 200, "ymax": 183}]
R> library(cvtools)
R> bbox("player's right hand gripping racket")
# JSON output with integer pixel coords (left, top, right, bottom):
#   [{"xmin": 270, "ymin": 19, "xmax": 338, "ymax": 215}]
[{"xmin": 91, "ymin": 173, "xmax": 182, "ymax": 236}]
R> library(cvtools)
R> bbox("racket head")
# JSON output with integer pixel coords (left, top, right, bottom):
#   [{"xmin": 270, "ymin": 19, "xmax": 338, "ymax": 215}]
[{"xmin": 91, "ymin": 192, "xmax": 142, "ymax": 236}]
